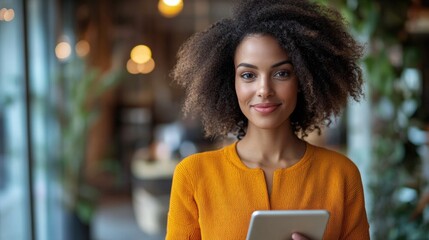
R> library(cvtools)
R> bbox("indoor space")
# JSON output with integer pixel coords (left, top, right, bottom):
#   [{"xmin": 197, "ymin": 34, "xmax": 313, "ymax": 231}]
[{"xmin": 0, "ymin": 0, "xmax": 429, "ymax": 239}]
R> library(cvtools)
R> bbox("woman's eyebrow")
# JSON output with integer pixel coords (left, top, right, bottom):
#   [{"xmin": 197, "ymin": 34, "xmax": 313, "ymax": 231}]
[
  {"xmin": 236, "ymin": 60, "xmax": 293, "ymax": 69},
  {"xmin": 236, "ymin": 63, "xmax": 257, "ymax": 69}
]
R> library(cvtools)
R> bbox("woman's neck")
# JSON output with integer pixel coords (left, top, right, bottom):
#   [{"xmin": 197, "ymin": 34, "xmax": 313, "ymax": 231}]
[{"xmin": 237, "ymin": 125, "xmax": 306, "ymax": 166}]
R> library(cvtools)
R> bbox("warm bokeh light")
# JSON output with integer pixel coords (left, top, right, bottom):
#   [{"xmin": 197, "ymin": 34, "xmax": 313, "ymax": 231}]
[
  {"xmin": 126, "ymin": 59, "xmax": 140, "ymax": 75},
  {"xmin": 75, "ymin": 40, "xmax": 90, "ymax": 57},
  {"xmin": 0, "ymin": 8, "xmax": 14, "ymax": 21},
  {"xmin": 0, "ymin": 8, "xmax": 7, "ymax": 21},
  {"xmin": 164, "ymin": 0, "xmax": 181, "ymax": 6},
  {"xmin": 137, "ymin": 58, "xmax": 155, "ymax": 74},
  {"xmin": 127, "ymin": 58, "xmax": 156, "ymax": 75},
  {"xmin": 158, "ymin": 0, "xmax": 183, "ymax": 18},
  {"xmin": 55, "ymin": 42, "xmax": 72, "ymax": 60},
  {"xmin": 3, "ymin": 9, "xmax": 15, "ymax": 22},
  {"xmin": 130, "ymin": 45, "xmax": 152, "ymax": 64}
]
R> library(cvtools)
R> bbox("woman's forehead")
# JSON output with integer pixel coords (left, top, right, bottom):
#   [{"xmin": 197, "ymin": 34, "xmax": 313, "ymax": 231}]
[{"xmin": 234, "ymin": 34, "xmax": 290, "ymax": 64}]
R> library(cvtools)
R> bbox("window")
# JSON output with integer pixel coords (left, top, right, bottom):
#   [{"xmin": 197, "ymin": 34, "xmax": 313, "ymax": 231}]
[
  {"xmin": 0, "ymin": 1, "xmax": 31, "ymax": 239},
  {"xmin": 0, "ymin": 1, "xmax": 64, "ymax": 239}
]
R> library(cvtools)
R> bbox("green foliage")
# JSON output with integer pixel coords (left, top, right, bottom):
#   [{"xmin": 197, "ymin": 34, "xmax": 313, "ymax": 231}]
[
  {"xmin": 0, "ymin": 94, "xmax": 14, "ymax": 109},
  {"xmin": 58, "ymin": 58, "xmax": 123, "ymax": 224},
  {"xmin": 315, "ymin": 0, "xmax": 428, "ymax": 238}
]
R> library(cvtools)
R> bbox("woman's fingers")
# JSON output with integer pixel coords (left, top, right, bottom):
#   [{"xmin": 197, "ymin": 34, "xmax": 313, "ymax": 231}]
[{"xmin": 291, "ymin": 232, "xmax": 310, "ymax": 240}]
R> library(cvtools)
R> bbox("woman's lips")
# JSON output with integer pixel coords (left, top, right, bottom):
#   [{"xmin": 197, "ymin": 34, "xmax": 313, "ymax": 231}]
[{"xmin": 251, "ymin": 103, "xmax": 281, "ymax": 113}]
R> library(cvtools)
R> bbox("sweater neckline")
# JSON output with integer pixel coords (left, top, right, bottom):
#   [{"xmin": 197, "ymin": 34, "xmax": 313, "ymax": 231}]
[{"xmin": 225, "ymin": 141, "xmax": 314, "ymax": 172}]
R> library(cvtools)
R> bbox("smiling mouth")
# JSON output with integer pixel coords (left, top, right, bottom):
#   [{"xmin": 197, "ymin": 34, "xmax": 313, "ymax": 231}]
[{"xmin": 251, "ymin": 103, "xmax": 281, "ymax": 113}]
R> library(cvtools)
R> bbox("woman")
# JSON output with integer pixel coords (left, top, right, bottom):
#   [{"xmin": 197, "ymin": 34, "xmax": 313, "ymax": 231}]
[{"xmin": 166, "ymin": 0, "xmax": 370, "ymax": 239}]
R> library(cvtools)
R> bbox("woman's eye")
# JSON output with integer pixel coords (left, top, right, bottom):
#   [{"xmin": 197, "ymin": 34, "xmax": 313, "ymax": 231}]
[
  {"xmin": 241, "ymin": 72, "xmax": 255, "ymax": 79},
  {"xmin": 274, "ymin": 70, "xmax": 290, "ymax": 78}
]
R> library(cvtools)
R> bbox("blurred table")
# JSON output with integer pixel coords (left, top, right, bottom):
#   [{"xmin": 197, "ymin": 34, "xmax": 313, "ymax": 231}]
[{"xmin": 131, "ymin": 159, "xmax": 178, "ymax": 236}]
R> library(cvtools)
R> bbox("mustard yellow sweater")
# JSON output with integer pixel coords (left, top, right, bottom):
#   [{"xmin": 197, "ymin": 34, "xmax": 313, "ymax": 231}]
[{"xmin": 166, "ymin": 142, "xmax": 369, "ymax": 239}]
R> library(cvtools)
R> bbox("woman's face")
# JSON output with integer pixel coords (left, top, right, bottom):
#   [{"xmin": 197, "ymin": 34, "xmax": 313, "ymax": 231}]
[{"xmin": 234, "ymin": 34, "xmax": 299, "ymax": 131}]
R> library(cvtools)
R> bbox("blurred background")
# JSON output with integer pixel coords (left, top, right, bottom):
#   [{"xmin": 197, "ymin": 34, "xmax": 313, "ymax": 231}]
[{"xmin": 0, "ymin": 0, "xmax": 429, "ymax": 239}]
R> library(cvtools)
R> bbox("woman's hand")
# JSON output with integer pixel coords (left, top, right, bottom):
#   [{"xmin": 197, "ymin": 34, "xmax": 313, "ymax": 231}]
[{"xmin": 291, "ymin": 232, "xmax": 310, "ymax": 240}]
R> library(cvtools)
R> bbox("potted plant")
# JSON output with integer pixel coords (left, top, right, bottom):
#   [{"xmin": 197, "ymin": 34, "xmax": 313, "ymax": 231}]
[{"xmin": 57, "ymin": 58, "xmax": 123, "ymax": 239}]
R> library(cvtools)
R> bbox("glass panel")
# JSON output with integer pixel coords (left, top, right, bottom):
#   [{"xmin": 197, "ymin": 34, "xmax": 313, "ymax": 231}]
[
  {"xmin": 1, "ymin": 0, "xmax": 64, "ymax": 239},
  {"xmin": 0, "ymin": 1, "xmax": 31, "ymax": 239},
  {"xmin": 26, "ymin": 0, "xmax": 63, "ymax": 239}
]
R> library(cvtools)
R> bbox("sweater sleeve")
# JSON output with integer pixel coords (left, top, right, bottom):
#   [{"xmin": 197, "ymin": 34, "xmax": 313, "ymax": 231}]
[
  {"xmin": 166, "ymin": 161, "xmax": 201, "ymax": 240},
  {"xmin": 340, "ymin": 165, "xmax": 370, "ymax": 240}
]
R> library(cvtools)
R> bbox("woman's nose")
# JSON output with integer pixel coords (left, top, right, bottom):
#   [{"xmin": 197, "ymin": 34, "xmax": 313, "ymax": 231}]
[{"xmin": 257, "ymin": 77, "xmax": 273, "ymax": 98}]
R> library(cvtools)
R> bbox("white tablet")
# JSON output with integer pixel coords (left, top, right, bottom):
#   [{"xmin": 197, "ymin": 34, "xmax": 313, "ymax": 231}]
[{"xmin": 246, "ymin": 210, "xmax": 330, "ymax": 240}]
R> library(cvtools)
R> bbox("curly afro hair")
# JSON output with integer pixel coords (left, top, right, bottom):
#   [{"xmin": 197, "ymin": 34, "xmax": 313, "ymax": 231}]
[{"xmin": 172, "ymin": 0, "xmax": 364, "ymax": 139}]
